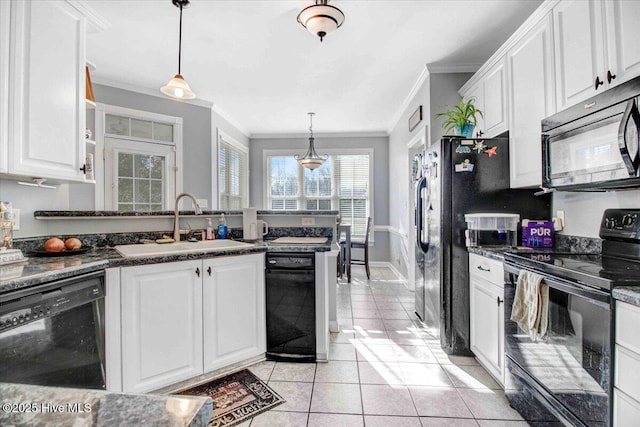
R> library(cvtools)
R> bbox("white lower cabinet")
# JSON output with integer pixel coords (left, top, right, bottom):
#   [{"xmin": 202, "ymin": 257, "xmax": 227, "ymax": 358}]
[
  {"xmin": 203, "ymin": 254, "xmax": 265, "ymax": 372},
  {"xmin": 469, "ymin": 253, "xmax": 505, "ymax": 386},
  {"xmin": 117, "ymin": 254, "xmax": 265, "ymax": 393},
  {"xmin": 121, "ymin": 260, "xmax": 203, "ymax": 393},
  {"xmin": 614, "ymin": 301, "xmax": 640, "ymax": 426}
]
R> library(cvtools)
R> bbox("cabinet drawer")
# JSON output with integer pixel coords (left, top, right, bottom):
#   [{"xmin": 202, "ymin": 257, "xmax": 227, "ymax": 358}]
[
  {"xmin": 616, "ymin": 346, "xmax": 640, "ymax": 402},
  {"xmin": 617, "ymin": 302, "xmax": 640, "ymax": 354},
  {"xmin": 469, "ymin": 253, "xmax": 504, "ymax": 286},
  {"xmin": 614, "ymin": 388, "xmax": 640, "ymax": 427}
]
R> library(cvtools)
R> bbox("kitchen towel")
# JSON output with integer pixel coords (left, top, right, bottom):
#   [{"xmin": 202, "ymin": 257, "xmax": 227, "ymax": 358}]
[{"xmin": 511, "ymin": 270, "xmax": 549, "ymax": 341}]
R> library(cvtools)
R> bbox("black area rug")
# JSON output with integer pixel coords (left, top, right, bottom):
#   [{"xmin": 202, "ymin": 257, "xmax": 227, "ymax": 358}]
[{"xmin": 177, "ymin": 369, "xmax": 284, "ymax": 427}]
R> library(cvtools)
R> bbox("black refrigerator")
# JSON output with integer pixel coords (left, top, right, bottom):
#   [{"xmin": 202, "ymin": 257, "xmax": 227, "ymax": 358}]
[{"xmin": 414, "ymin": 137, "xmax": 550, "ymax": 356}]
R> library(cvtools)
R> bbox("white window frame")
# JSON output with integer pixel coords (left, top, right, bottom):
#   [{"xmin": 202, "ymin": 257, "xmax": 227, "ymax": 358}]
[
  {"xmin": 263, "ymin": 148, "xmax": 374, "ymax": 239},
  {"xmin": 216, "ymin": 128, "xmax": 249, "ymax": 210},
  {"xmin": 94, "ymin": 104, "xmax": 183, "ymax": 210}
]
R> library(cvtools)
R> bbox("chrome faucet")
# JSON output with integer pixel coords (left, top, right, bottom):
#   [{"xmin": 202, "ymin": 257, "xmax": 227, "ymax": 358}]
[{"xmin": 174, "ymin": 193, "xmax": 203, "ymax": 241}]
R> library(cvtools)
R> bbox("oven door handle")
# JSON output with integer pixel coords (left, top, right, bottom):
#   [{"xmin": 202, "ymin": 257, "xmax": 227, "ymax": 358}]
[{"xmin": 504, "ymin": 263, "xmax": 610, "ymax": 307}]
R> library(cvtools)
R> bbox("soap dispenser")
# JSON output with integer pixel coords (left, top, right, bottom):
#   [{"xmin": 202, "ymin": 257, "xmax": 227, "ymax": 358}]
[
  {"xmin": 217, "ymin": 214, "xmax": 228, "ymax": 239},
  {"xmin": 206, "ymin": 218, "xmax": 214, "ymax": 240}
]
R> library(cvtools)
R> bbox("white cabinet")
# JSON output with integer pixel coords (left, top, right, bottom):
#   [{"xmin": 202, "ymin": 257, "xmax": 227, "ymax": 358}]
[
  {"xmin": 116, "ymin": 254, "xmax": 266, "ymax": 393},
  {"xmin": 0, "ymin": 1, "xmax": 9, "ymax": 173},
  {"xmin": 5, "ymin": 0, "xmax": 88, "ymax": 182},
  {"xmin": 460, "ymin": 59, "xmax": 508, "ymax": 139},
  {"xmin": 482, "ymin": 60, "xmax": 508, "ymax": 138},
  {"xmin": 554, "ymin": 0, "xmax": 640, "ymax": 112},
  {"xmin": 203, "ymin": 254, "xmax": 265, "ymax": 372},
  {"xmin": 614, "ymin": 301, "xmax": 640, "ymax": 426},
  {"xmin": 469, "ymin": 253, "xmax": 505, "ymax": 385},
  {"xmin": 507, "ymin": 14, "xmax": 555, "ymax": 188},
  {"xmin": 121, "ymin": 261, "xmax": 203, "ymax": 393}
]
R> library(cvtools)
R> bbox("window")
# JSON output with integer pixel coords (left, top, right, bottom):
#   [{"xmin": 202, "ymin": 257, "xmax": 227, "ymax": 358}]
[
  {"xmin": 266, "ymin": 150, "xmax": 372, "ymax": 237},
  {"xmin": 99, "ymin": 107, "xmax": 182, "ymax": 211},
  {"xmin": 218, "ymin": 131, "xmax": 248, "ymax": 210}
]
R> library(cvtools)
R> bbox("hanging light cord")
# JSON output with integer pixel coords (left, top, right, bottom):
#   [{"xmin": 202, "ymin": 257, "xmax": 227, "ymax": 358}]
[
  {"xmin": 309, "ymin": 113, "xmax": 314, "ymax": 139},
  {"xmin": 177, "ymin": 2, "xmax": 183, "ymax": 75}
]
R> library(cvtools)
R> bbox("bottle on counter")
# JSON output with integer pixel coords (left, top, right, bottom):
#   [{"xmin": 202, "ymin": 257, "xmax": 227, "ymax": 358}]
[
  {"xmin": 206, "ymin": 218, "xmax": 214, "ymax": 240},
  {"xmin": 217, "ymin": 214, "xmax": 228, "ymax": 239}
]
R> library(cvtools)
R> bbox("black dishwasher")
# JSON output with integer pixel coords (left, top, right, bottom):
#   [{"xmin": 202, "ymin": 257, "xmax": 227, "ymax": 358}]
[{"xmin": 265, "ymin": 252, "xmax": 316, "ymax": 362}]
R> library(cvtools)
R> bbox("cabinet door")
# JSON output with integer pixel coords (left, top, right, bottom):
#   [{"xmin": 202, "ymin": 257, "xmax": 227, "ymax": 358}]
[
  {"xmin": 8, "ymin": 0, "xmax": 86, "ymax": 182},
  {"xmin": 553, "ymin": 0, "xmax": 606, "ymax": 111},
  {"xmin": 508, "ymin": 14, "xmax": 555, "ymax": 188},
  {"xmin": 469, "ymin": 275, "xmax": 503, "ymax": 383},
  {"xmin": 121, "ymin": 261, "xmax": 203, "ymax": 393},
  {"xmin": 203, "ymin": 254, "xmax": 265, "ymax": 372},
  {"xmin": 482, "ymin": 59, "xmax": 508, "ymax": 138},
  {"xmin": 605, "ymin": 0, "xmax": 640, "ymax": 87},
  {"xmin": 0, "ymin": 1, "xmax": 9, "ymax": 173}
]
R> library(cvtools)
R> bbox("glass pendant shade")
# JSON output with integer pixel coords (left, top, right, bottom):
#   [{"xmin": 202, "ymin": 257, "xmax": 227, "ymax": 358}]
[
  {"xmin": 297, "ymin": 1, "xmax": 345, "ymax": 42},
  {"xmin": 161, "ymin": 74, "xmax": 196, "ymax": 100}
]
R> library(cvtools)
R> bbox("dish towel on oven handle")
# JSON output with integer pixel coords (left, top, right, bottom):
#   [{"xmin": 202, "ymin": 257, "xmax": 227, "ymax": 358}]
[{"xmin": 510, "ymin": 270, "xmax": 549, "ymax": 341}]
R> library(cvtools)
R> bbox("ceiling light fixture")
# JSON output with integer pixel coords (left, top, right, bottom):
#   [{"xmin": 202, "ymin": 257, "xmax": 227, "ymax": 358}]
[
  {"xmin": 297, "ymin": 0, "xmax": 345, "ymax": 42},
  {"xmin": 295, "ymin": 112, "xmax": 328, "ymax": 170},
  {"xmin": 161, "ymin": 0, "xmax": 196, "ymax": 100}
]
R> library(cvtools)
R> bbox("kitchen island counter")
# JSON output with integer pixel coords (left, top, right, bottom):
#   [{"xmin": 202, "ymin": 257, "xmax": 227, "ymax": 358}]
[{"xmin": 0, "ymin": 382, "xmax": 212, "ymax": 427}]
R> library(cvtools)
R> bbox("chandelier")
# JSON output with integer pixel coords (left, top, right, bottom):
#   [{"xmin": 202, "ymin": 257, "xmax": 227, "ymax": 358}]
[{"xmin": 295, "ymin": 113, "xmax": 328, "ymax": 170}]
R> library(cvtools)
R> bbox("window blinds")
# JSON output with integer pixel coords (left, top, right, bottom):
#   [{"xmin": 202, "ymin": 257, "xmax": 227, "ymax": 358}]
[{"xmin": 219, "ymin": 138, "xmax": 248, "ymax": 209}]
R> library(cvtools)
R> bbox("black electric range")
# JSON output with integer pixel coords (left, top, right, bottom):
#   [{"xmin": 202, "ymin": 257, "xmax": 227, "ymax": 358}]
[{"xmin": 503, "ymin": 209, "xmax": 640, "ymax": 427}]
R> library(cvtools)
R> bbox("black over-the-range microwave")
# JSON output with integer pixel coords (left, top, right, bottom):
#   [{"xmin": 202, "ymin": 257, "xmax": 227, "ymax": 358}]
[{"xmin": 541, "ymin": 75, "xmax": 640, "ymax": 191}]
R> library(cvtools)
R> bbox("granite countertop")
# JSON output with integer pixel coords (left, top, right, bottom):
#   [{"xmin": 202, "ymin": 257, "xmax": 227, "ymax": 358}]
[
  {"xmin": 1, "ymin": 240, "xmax": 334, "ymax": 294},
  {"xmin": 467, "ymin": 247, "xmax": 514, "ymax": 261},
  {"xmin": 0, "ymin": 382, "xmax": 212, "ymax": 427},
  {"xmin": 613, "ymin": 287, "xmax": 640, "ymax": 307}
]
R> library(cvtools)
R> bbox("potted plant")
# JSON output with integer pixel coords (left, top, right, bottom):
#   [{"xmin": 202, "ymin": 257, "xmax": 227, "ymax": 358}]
[{"xmin": 435, "ymin": 98, "xmax": 483, "ymax": 137}]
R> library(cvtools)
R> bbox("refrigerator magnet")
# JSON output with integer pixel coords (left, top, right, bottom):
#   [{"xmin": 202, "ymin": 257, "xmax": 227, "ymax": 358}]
[
  {"xmin": 456, "ymin": 145, "xmax": 471, "ymax": 154},
  {"xmin": 484, "ymin": 146, "xmax": 498, "ymax": 157},
  {"xmin": 455, "ymin": 159, "xmax": 474, "ymax": 172},
  {"xmin": 473, "ymin": 141, "xmax": 487, "ymax": 153}
]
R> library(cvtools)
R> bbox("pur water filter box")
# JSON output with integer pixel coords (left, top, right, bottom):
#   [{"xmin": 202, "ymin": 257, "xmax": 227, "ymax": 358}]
[{"xmin": 521, "ymin": 220, "xmax": 554, "ymax": 248}]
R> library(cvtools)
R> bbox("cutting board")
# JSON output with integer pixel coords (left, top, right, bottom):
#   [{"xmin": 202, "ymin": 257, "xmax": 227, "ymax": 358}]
[{"xmin": 271, "ymin": 237, "xmax": 328, "ymax": 244}]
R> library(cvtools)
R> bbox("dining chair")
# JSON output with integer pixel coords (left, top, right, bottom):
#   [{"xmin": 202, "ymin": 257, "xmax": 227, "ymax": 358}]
[{"xmin": 349, "ymin": 217, "xmax": 372, "ymax": 279}]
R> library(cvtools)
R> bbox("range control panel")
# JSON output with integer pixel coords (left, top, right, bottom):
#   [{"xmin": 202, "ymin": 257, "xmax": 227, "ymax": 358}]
[{"xmin": 600, "ymin": 209, "xmax": 640, "ymax": 241}]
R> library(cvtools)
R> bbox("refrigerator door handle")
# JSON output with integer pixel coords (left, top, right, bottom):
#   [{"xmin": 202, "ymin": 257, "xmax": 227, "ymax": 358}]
[{"xmin": 416, "ymin": 176, "xmax": 430, "ymax": 252}]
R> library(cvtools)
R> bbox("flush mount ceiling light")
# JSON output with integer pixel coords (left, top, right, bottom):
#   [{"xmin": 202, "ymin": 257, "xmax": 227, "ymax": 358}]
[
  {"xmin": 297, "ymin": 0, "xmax": 345, "ymax": 42},
  {"xmin": 295, "ymin": 112, "xmax": 328, "ymax": 170},
  {"xmin": 160, "ymin": 0, "xmax": 196, "ymax": 100}
]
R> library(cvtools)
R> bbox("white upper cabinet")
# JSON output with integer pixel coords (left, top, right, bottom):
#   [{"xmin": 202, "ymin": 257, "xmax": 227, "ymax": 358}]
[
  {"xmin": 482, "ymin": 59, "xmax": 508, "ymax": 138},
  {"xmin": 604, "ymin": 0, "xmax": 640, "ymax": 88},
  {"xmin": 460, "ymin": 59, "xmax": 508, "ymax": 139},
  {"xmin": 554, "ymin": 0, "xmax": 640, "ymax": 112},
  {"xmin": 508, "ymin": 14, "xmax": 555, "ymax": 188},
  {"xmin": 0, "ymin": 1, "xmax": 9, "ymax": 173},
  {"xmin": 6, "ymin": 0, "xmax": 87, "ymax": 182}
]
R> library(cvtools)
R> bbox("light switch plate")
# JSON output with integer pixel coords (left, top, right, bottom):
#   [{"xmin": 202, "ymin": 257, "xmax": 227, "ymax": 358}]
[
  {"xmin": 196, "ymin": 199, "xmax": 208, "ymax": 208},
  {"xmin": 301, "ymin": 216, "xmax": 315, "ymax": 226}
]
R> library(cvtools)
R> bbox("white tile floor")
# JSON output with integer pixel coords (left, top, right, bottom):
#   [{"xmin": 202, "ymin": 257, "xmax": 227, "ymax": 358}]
[{"xmin": 242, "ymin": 266, "xmax": 526, "ymax": 426}]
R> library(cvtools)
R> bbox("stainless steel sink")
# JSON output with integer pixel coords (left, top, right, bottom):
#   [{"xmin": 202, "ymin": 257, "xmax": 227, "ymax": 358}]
[{"xmin": 114, "ymin": 240, "xmax": 254, "ymax": 258}]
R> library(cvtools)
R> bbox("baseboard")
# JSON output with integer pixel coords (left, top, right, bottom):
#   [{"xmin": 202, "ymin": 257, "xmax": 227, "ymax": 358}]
[
  {"xmin": 329, "ymin": 321, "xmax": 339, "ymax": 333},
  {"xmin": 369, "ymin": 261, "xmax": 406, "ymax": 282}
]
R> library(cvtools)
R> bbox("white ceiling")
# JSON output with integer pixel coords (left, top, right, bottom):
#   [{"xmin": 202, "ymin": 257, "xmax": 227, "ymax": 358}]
[{"xmin": 86, "ymin": 0, "xmax": 543, "ymax": 137}]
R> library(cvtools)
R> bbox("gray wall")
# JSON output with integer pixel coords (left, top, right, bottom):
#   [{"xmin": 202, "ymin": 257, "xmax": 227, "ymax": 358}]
[
  {"xmin": 248, "ymin": 136, "xmax": 390, "ymax": 263},
  {"xmin": 430, "ymin": 73, "xmax": 474, "ymax": 143}
]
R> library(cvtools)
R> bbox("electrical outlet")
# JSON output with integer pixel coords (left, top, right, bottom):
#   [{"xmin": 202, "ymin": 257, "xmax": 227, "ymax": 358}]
[
  {"xmin": 301, "ymin": 216, "xmax": 315, "ymax": 226},
  {"xmin": 196, "ymin": 199, "xmax": 208, "ymax": 208},
  {"xmin": 12, "ymin": 209, "xmax": 20, "ymax": 230},
  {"xmin": 557, "ymin": 210, "xmax": 565, "ymax": 227}
]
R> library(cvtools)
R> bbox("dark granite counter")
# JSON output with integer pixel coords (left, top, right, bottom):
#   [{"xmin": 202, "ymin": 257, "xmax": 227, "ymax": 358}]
[
  {"xmin": 0, "ymin": 382, "xmax": 212, "ymax": 427},
  {"xmin": 467, "ymin": 247, "xmax": 513, "ymax": 261},
  {"xmin": 34, "ymin": 210, "xmax": 339, "ymax": 218},
  {"xmin": 1, "ymin": 240, "xmax": 334, "ymax": 294},
  {"xmin": 613, "ymin": 287, "xmax": 640, "ymax": 307}
]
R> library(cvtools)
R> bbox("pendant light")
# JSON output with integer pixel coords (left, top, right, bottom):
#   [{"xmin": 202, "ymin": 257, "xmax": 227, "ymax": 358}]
[
  {"xmin": 161, "ymin": 0, "xmax": 196, "ymax": 100},
  {"xmin": 295, "ymin": 113, "xmax": 328, "ymax": 170},
  {"xmin": 297, "ymin": 0, "xmax": 345, "ymax": 42}
]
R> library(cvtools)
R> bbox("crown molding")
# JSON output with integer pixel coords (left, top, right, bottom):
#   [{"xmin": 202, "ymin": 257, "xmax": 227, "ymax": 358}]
[
  {"xmin": 387, "ymin": 65, "xmax": 430, "ymax": 134},
  {"xmin": 211, "ymin": 104, "xmax": 250, "ymax": 139},
  {"xmin": 427, "ymin": 63, "xmax": 482, "ymax": 74},
  {"xmin": 250, "ymin": 131, "xmax": 389, "ymax": 140},
  {"xmin": 459, "ymin": 0, "xmax": 560, "ymax": 94},
  {"xmin": 91, "ymin": 76, "xmax": 215, "ymax": 109},
  {"xmin": 66, "ymin": 0, "xmax": 111, "ymax": 32}
]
